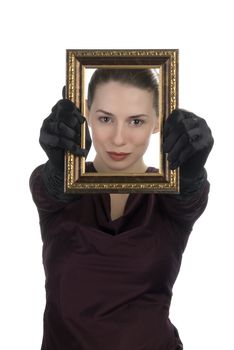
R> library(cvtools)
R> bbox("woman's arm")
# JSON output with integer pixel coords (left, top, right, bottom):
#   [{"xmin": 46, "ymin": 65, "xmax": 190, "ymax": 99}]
[
  {"xmin": 38, "ymin": 98, "xmax": 91, "ymax": 202},
  {"xmin": 158, "ymin": 109, "xmax": 213, "ymax": 229},
  {"xmin": 164, "ymin": 108, "xmax": 213, "ymax": 196}
]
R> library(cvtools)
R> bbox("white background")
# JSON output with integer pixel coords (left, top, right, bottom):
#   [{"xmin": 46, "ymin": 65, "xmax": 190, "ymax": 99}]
[{"xmin": 0, "ymin": 1, "xmax": 233, "ymax": 349}]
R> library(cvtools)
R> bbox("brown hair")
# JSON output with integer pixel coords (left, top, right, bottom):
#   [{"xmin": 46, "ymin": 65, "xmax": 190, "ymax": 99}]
[{"xmin": 87, "ymin": 69, "xmax": 159, "ymax": 116}]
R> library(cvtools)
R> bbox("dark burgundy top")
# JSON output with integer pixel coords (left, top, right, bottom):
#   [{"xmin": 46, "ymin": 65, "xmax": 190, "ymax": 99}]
[{"xmin": 29, "ymin": 163, "xmax": 210, "ymax": 350}]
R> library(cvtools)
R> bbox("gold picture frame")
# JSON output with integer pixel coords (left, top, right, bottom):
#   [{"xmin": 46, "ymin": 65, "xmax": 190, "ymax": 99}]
[{"xmin": 64, "ymin": 49, "xmax": 179, "ymax": 193}]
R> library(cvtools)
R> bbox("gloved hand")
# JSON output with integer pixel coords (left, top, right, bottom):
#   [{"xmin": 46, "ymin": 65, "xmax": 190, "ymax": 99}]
[
  {"xmin": 39, "ymin": 94, "xmax": 92, "ymax": 200},
  {"xmin": 40, "ymin": 99, "xmax": 91, "ymax": 172},
  {"xmin": 163, "ymin": 109, "xmax": 214, "ymax": 194}
]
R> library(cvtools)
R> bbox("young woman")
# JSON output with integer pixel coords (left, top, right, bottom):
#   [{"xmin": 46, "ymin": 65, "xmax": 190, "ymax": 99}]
[{"xmin": 30, "ymin": 69, "xmax": 213, "ymax": 350}]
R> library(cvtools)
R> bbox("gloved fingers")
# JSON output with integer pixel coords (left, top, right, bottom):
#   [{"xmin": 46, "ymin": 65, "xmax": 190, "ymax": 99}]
[
  {"xmin": 51, "ymin": 99, "xmax": 75, "ymax": 113},
  {"xmin": 51, "ymin": 100, "xmax": 85, "ymax": 125},
  {"xmin": 163, "ymin": 124, "xmax": 184, "ymax": 152},
  {"xmin": 44, "ymin": 121, "xmax": 80, "ymax": 142},
  {"xmin": 62, "ymin": 86, "xmax": 66, "ymax": 99},
  {"xmin": 164, "ymin": 109, "xmax": 189, "ymax": 137},
  {"xmin": 71, "ymin": 111, "xmax": 86, "ymax": 133},
  {"xmin": 57, "ymin": 109, "xmax": 85, "ymax": 126},
  {"xmin": 198, "ymin": 119, "xmax": 214, "ymax": 148},
  {"xmin": 164, "ymin": 117, "xmax": 199, "ymax": 153},
  {"xmin": 57, "ymin": 112, "xmax": 81, "ymax": 128},
  {"xmin": 45, "ymin": 111, "xmax": 85, "ymax": 134},
  {"xmin": 169, "ymin": 145, "xmax": 194, "ymax": 170},
  {"xmin": 166, "ymin": 133, "xmax": 189, "ymax": 168},
  {"xmin": 57, "ymin": 137, "xmax": 86, "ymax": 157},
  {"xmin": 55, "ymin": 99, "xmax": 82, "ymax": 118},
  {"xmin": 59, "ymin": 111, "xmax": 85, "ymax": 133},
  {"xmin": 167, "ymin": 126, "xmax": 202, "ymax": 167},
  {"xmin": 164, "ymin": 109, "xmax": 200, "ymax": 137},
  {"xmin": 39, "ymin": 132, "xmax": 60, "ymax": 149},
  {"xmin": 40, "ymin": 120, "xmax": 81, "ymax": 148},
  {"xmin": 164, "ymin": 109, "xmax": 185, "ymax": 130},
  {"xmin": 171, "ymin": 137, "xmax": 201, "ymax": 169},
  {"xmin": 40, "ymin": 131, "xmax": 86, "ymax": 157}
]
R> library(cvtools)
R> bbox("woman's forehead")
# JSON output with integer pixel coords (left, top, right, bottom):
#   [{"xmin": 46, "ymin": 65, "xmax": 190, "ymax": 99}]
[{"xmin": 91, "ymin": 81, "xmax": 154, "ymax": 107}]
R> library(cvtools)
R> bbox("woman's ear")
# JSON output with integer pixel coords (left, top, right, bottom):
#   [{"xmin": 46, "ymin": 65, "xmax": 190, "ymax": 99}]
[{"xmin": 152, "ymin": 126, "xmax": 159, "ymax": 134}]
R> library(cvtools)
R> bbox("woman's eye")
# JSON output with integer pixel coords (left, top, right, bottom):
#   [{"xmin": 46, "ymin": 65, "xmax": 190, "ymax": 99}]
[
  {"xmin": 130, "ymin": 119, "xmax": 144, "ymax": 126},
  {"xmin": 99, "ymin": 116, "xmax": 112, "ymax": 123}
]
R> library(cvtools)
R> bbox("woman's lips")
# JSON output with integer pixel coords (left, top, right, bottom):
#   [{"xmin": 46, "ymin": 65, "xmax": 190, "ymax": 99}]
[{"xmin": 107, "ymin": 152, "xmax": 130, "ymax": 161}]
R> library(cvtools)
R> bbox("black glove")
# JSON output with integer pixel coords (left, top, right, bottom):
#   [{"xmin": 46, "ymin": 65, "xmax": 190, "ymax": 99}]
[
  {"xmin": 39, "ymin": 96, "xmax": 92, "ymax": 201},
  {"xmin": 163, "ymin": 109, "xmax": 214, "ymax": 194}
]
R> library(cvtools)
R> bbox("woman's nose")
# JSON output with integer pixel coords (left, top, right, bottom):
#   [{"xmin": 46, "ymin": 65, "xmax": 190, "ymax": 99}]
[{"xmin": 112, "ymin": 124, "xmax": 126, "ymax": 146}]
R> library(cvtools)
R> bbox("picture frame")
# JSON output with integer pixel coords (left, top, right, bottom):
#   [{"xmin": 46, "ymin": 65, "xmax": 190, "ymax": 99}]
[{"xmin": 64, "ymin": 49, "xmax": 179, "ymax": 193}]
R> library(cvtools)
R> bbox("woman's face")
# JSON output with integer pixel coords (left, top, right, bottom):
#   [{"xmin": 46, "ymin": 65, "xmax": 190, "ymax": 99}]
[{"xmin": 86, "ymin": 81, "xmax": 159, "ymax": 173}]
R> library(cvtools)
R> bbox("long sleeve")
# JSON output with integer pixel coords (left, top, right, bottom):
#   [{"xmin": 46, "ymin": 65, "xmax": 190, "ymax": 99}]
[
  {"xmin": 29, "ymin": 164, "xmax": 67, "ymax": 213},
  {"xmin": 157, "ymin": 176, "xmax": 210, "ymax": 253}
]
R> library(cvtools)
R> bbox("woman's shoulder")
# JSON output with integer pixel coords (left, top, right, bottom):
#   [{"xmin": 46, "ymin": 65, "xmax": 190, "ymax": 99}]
[
  {"xmin": 85, "ymin": 162, "xmax": 97, "ymax": 173},
  {"xmin": 146, "ymin": 166, "xmax": 159, "ymax": 173}
]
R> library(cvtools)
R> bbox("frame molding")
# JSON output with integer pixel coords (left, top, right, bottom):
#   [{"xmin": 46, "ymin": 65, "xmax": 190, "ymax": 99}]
[{"xmin": 65, "ymin": 49, "xmax": 179, "ymax": 193}]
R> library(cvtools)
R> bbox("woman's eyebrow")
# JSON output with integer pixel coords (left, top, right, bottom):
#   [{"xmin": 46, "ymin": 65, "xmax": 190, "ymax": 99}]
[
  {"xmin": 95, "ymin": 109, "xmax": 148, "ymax": 118},
  {"xmin": 129, "ymin": 114, "xmax": 148, "ymax": 119},
  {"xmin": 96, "ymin": 109, "xmax": 114, "ymax": 116}
]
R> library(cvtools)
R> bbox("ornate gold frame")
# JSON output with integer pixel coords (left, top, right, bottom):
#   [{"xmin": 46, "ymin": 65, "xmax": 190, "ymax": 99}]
[{"xmin": 65, "ymin": 49, "xmax": 179, "ymax": 193}]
